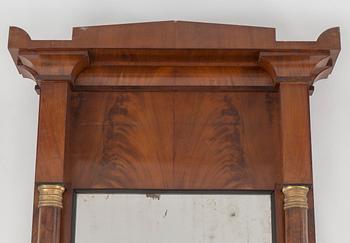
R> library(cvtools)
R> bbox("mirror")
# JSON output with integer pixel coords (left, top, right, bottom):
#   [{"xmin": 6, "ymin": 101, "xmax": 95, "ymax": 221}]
[{"xmin": 74, "ymin": 192, "xmax": 273, "ymax": 243}]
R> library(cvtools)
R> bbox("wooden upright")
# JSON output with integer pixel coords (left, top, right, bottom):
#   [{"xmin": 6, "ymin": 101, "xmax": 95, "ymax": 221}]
[{"xmin": 8, "ymin": 21, "xmax": 340, "ymax": 243}]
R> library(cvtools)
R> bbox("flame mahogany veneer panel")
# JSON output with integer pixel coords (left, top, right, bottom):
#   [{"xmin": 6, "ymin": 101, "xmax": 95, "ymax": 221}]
[{"xmin": 69, "ymin": 91, "xmax": 281, "ymax": 189}]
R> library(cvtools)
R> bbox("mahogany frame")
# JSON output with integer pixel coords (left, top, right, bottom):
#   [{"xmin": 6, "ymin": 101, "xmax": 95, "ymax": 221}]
[{"xmin": 8, "ymin": 21, "xmax": 341, "ymax": 243}]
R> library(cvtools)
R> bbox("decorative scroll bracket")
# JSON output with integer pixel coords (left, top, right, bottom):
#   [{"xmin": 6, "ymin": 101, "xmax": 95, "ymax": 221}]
[
  {"xmin": 16, "ymin": 50, "xmax": 89, "ymax": 84},
  {"xmin": 258, "ymin": 52, "xmax": 333, "ymax": 85}
]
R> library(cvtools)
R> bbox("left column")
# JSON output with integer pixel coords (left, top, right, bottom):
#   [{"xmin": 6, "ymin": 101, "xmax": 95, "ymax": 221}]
[
  {"xmin": 35, "ymin": 81, "xmax": 71, "ymax": 243},
  {"xmin": 37, "ymin": 185, "xmax": 65, "ymax": 243}
]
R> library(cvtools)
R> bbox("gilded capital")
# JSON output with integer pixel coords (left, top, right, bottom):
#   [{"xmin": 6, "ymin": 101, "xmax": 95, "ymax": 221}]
[
  {"xmin": 282, "ymin": 185, "xmax": 309, "ymax": 210},
  {"xmin": 38, "ymin": 185, "xmax": 65, "ymax": 208}
]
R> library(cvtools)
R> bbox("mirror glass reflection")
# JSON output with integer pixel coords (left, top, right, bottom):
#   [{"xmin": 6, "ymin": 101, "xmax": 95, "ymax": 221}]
[{"xmin": 74, "ymin": 193, "xmax": 272, "ymax": 243}]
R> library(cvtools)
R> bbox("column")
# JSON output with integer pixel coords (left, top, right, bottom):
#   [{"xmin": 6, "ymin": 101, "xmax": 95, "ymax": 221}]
[
  {"xmin": 283, "ymin": 186, "xmax": 309, "ymax": 243},
  {"xmin": 37, "ymin": 185, "xmax": 65, "ymax": 243}
]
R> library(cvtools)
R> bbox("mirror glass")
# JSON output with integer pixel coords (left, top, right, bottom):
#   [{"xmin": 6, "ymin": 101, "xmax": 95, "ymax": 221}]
[{"xmin": 74, "ymin": 192, "xmax": 273, "ymax": 243}]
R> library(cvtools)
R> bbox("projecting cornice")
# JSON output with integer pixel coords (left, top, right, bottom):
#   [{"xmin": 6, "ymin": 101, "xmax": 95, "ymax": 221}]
[{"xmin": 8, "ymin": 21, "xmax": 340, "ymax": 89}]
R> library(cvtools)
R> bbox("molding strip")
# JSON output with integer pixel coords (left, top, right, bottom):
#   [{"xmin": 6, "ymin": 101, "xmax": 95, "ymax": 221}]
[
  {"xmin": 282, "ymin": 185, "xmax": 309, "ymax": 210},
  {"xmin": 38, "ymin": 184, "xmax": 65, "ymax": 208}
]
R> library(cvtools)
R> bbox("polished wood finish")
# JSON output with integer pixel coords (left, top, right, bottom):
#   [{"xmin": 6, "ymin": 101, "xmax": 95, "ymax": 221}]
[
  {"xmin": 8, "ymin": 21, "xmax": 340, "ymax": 88},
  {"xmin": 32, "ymin": 81, "xmax": 70, "ymax": 243},
  {"xmin": 37, "ymin": 207, "xmax": 62, "ymax": 243},
  {"xmin": 285, "ymin": 208, "xmax": 309, "ymax": 243},
  {"xmin": 36, "ymin": 82, "xmax": 71, "ymax": 183},
  {"xmin": 69, "ymin": 91, "xmax": 281, "ymax": 189},
  {"xmin": 34, "ymin": 81, "xmax": 70, "ymax": 243},
  {"xmin": 280, "ymin": 83, "xmax": 312, "ymax": 184},
  {"xmin": 8, "ymin": 21, "xmax": 341, "ymax": 243},
  {"xmin": 36, "ymin": 185, "xmax": 65, "ymax": 243},
  {"xmin": 282, "ymin": 186, "xmax": 310, "ymax": 243}
]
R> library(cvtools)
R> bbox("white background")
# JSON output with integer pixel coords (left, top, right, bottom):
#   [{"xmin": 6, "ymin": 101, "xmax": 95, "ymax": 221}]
[{"xmin": 0, "ymin": 0, "xmax": 349, "ymax": 242}]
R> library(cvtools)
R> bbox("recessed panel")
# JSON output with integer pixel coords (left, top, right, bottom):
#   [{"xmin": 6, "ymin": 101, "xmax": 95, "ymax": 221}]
[
  {"xmin": 70, "ymin": 92, "xmax": 281, "ymax": 189},
  {"xmin": 74, "ymin": 193, "xmax": 273, "ymax": 243}
]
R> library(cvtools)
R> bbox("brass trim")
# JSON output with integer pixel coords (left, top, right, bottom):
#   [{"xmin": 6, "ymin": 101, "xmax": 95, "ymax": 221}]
[
  {"xmin": 282, "ymin": 185, "xmax": 309, "ymax": 210},
  {"xmin": 38, "ymin": 185, "xmax": 65, "ymax": 208}
]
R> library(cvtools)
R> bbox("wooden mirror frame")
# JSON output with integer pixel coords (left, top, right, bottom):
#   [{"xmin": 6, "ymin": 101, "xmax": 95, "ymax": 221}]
[{"xmin": 8, "ymin": 21, "xmax": 341, "ymax": 243}]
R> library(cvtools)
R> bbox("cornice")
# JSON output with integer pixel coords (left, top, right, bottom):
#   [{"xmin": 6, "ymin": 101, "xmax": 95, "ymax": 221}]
[{"xmin": 8, "ymin": 21, "xmax": 340, "ymax": 89}]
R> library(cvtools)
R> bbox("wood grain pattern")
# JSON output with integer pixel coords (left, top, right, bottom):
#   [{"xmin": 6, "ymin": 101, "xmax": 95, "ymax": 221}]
[
  {"xmin": 280, "ymin": 83, "xmax": 313, "ymax": 184},
  {"xmin": 285, "ymin": 208, "xmax": 309, "ymax": 243},
  {"xmin": 308, "ymin": 189, "xmax": 316, "ymax": 243},
  {"xmin": 37, "ymin": 207, "xmax": 62, "ymax": 243},
  {"xmin": 61, "ymin": 188, "xmax": 73, "ymax": 243},
  {"xmin": 280, "ymin": 82, "xmax": 313, "ymax": 243},
  {"xmin": 35, "ymin": 81, "xmax": 71, "ymax": 182},
  {"xmin": 8, "ymin": 21, "xmax": 340, "ymax": 50},
  {"xmin": 274, "ymin": 185, "xmax": 286, "ymax": 243},
  {"xmin": 76, "ymin": 66, "xmax": 273, "ymax": 87},
  {"xmin": 7, "ymin": 22, "xmax": 341, "ymax": 243},
  {"xmin": 69, "ymin": 91, "xmax": 281, "ymax": 190},
  {"xmin": 8, "ymin": 22, "xmax": 340, "ymax": 87}
]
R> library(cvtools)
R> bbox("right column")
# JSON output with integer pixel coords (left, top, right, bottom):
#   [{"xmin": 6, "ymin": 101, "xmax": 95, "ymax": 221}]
[
  {"xmin": 279, "ymin": 82, "xmax": 313, "ymax": 243},
  {"xmin": 283, "ymin": 186, "xmax": 310, "ymax": 243}
]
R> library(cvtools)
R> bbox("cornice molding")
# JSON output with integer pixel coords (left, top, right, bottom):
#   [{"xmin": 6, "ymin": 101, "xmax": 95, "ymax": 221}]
[
  {"xmin": 8, "ymin": 21, "xmax": 340, "ymax": 89},
  {"xmin": 258, "ymin": 51, "xmax": 332, "ymax": 84},
  {"xmin": 16, "ymin": 50, "xmax": 89, "ymax": 83}
]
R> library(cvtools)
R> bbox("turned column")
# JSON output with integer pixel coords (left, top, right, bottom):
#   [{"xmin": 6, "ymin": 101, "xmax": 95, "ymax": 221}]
[
  {"xmin": 283, "ymin": 186, "xmax": 310, "ymax": 243},
  {"xmin": 37, "ymin": 185, "xmax": 65, "ymax": 243}
]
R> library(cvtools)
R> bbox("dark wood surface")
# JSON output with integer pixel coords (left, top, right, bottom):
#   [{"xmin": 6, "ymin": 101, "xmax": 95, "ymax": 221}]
[
  {"xmin": 280, "ymin": 83, "xmax": 313, "ymax": 184},
  {"xmin": 8, "ymin": 21, "xmax": 340, "ymax": 88},
  {"xmin": 285, "ymin": 208, "xmax": 309, "ymax": 243},
  {"xmin": 69, "ymin": 91, "xmax": 281, "ymax": 189},
  {"xmin": 37, "ymin": 207, "xmax": 62, "ymax": 243},
  {"xmin": 8, "ymin": 21, "xmax": 341, "ymax": 243},
  {"xmin": 35, "ymin": 82, "xmax": 71, "ymax": 183},
  {"xmin": 8, "ymin": 21, "xmax": 340, "ymax": 50}
]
